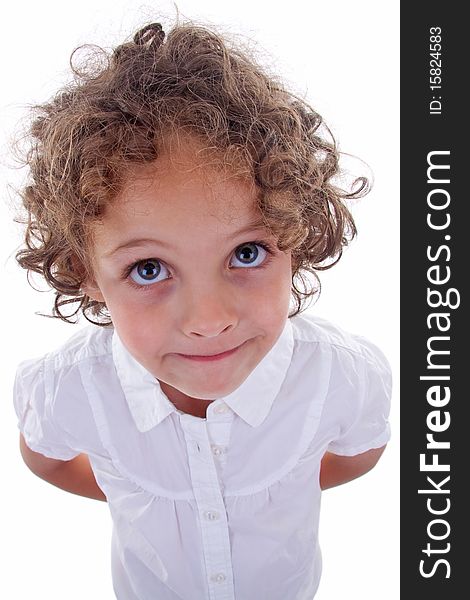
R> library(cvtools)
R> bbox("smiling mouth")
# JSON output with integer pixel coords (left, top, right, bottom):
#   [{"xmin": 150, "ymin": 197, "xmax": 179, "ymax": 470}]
[{"xmin": 176, "ymin": 342, "xmax": 246, "ymax": 362}]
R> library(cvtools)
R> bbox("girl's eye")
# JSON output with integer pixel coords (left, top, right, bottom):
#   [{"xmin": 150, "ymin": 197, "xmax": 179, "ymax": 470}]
[
  {"xmin": 129, "ymin": 259, "xmax": 170, "ymax": 286},
  {"xmin": 230, "ymin": 242, "xmax": 268, "ymax": 268}
]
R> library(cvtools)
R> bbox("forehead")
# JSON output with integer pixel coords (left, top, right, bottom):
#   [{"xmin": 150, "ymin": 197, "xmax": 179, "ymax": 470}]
[{"xmin": 92, "ymin": 138, "xmax": 265, "ymax": 245}]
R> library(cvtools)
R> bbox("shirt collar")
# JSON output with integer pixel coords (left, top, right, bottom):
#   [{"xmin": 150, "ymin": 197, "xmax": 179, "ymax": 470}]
[{"xmin": 112, "ymin": 319, "xmax": 294, "ymax": 433}]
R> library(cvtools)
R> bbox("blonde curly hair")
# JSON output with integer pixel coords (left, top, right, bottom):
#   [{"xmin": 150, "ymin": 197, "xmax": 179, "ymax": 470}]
[{"xmin": 14, "ymin": 19, "xmax": 368, "ymax": 325}]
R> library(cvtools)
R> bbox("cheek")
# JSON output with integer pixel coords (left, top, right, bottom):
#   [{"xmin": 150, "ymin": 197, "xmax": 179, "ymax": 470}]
[
  {"xmin": 265, "ymin": 254, "xmax": 292, "ymax": 297},
  {"xmin": 247, "ymin": 257, "xmax": 292, "ymax": 320},
  {"xmin": 102, "ymin": 275, "xmax": 172, "ymax": 322},
  {"xmin": 105, "ymin": 294, "xmax": 170, "ymax": 359}
]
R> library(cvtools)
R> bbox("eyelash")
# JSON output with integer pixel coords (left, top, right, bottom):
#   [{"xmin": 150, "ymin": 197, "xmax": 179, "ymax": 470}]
[{"xmin": 121, "ymin": 240, "xmax": 276, "ymax": 292}]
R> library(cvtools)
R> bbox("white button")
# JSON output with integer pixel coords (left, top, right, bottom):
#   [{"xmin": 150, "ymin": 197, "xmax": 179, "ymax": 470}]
[
  {"xmin": 203, "ymin": 510, "xmax": 220, "ymax": 521},
  {"xmin": 211, "ymin": 444, "xmax": 225, "ymax": 456},
  {"xmin": 214, "ymin": 403, "xmax": 229, "ymax": 414},
  {"xmin": 210, "ymin": 572, "xmax": 226, "ymax": 583}
]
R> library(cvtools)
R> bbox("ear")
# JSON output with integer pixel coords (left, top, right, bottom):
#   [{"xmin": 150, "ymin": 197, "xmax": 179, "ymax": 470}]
[
  {"xmin": 71, "ymin": 253, "xmax": 106, "ymax": 303},
  {"xmin": 82, "ymin": 278, "xmax": 106, "ymax": 303}
]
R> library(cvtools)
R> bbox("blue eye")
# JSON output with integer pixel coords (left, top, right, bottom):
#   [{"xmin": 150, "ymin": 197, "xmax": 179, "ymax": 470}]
[
  {"xmin": 230, "ymin": 243, "xmax": 268, "ymax": 268},
  {"xmin": 129, "ymin": 259, "xmax": 169, "ymax": 286}
]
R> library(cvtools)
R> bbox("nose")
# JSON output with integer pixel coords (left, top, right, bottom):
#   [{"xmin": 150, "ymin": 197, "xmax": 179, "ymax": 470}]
[{"xmin": 180, "ymin": 282, "xmax": 238, "ymax": 338}]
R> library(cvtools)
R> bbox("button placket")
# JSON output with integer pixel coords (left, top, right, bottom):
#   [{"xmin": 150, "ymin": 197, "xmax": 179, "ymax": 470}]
[{"xmin": 180, "ymin": 416, "xmax": 235, "ymax": 600}]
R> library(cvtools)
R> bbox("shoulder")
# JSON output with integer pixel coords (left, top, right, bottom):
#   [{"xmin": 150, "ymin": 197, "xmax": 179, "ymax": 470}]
[
  {"xmin": 289, "ymin": 315, "xmax": 392, "ymax": 454},
  {"xmin": 13, "ymin": 324, "xmax": 115, "ymax": 458},
  {"xmin": 290, "ymin": 312, "xmax": 390, "ymax": 367},
  {"xmin": 15, "ymin": 324, "xmax": 114, "ymax": 389},
  {"xmin": 289, "ymin": 313, "xmax": 392, "ymax": 395},
  {"xmin": 47, "ymin": 324, "xmax": 114, "ymax": 369}
]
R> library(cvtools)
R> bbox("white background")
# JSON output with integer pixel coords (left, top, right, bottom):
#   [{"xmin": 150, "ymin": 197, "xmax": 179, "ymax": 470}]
[{"xmin": 0, "ymin": 1, "xmax": 399, "ymax": 598}]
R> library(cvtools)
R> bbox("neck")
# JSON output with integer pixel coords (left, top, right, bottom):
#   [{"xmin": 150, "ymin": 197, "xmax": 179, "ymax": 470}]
[{"xmin": 158, "ymin": 381, "xmax": 212, "ymax": 418}]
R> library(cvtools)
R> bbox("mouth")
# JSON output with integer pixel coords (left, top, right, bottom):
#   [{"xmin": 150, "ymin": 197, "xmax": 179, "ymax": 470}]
[{"xmin": 176, "ymin": 341, "xmax": 246, "ymax": 362}]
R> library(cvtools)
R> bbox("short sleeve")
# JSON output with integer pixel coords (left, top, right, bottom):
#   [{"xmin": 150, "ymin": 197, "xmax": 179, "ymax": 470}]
[
  {"xmin": 327, "ymin": 338, "xmax": 392, "ymax": 457},
  {"xmin": 13, "ymin": 355, "xmax": 81, "ymax": 461}
]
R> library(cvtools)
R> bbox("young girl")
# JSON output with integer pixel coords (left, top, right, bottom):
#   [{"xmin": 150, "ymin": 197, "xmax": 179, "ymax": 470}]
[{"xmin": 12, "ymin": 19, "xmax": 391, "ymax": 600}]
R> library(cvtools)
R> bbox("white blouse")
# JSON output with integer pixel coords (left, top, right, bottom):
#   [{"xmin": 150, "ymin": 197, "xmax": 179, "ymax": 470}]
[{"xmin": 13, "ymin": 313, "xmax": 391, "ymax": 600}]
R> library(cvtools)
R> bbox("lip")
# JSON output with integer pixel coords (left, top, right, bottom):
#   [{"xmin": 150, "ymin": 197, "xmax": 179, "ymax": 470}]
[{"xmin": 176, "ymin": 341, "xmax": 246, "ymax": 362}]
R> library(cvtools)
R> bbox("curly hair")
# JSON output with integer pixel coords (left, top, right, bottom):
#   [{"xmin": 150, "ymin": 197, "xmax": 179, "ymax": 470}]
[{"xmin": 14, "ymin": 19, "xmax": 368, "ymax": 326}]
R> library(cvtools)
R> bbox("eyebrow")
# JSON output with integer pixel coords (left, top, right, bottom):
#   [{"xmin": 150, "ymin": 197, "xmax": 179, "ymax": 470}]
[{"xmin": 103, "ymin": 220, "xmax": 270, "ymax": 258}]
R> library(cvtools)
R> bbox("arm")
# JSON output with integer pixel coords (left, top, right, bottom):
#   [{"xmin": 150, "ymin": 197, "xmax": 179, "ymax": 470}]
[
  {"xmin": 319, "ymin": 445, "xmax": 386, "ymax": 490},
  {"xmin": 19, "ymin": 433, "xmax": 107, "ymax": 502}
]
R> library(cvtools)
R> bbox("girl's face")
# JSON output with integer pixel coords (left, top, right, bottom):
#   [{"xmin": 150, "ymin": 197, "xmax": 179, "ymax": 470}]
[{"xmin": 85, "ymin": 141, "xmax": 292, "ymax": 406}]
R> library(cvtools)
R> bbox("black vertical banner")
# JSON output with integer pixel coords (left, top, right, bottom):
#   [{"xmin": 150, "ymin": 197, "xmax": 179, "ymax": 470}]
[{"xmin": 401, "ymin": 4, "xmax": 467, "ymax": 597}]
